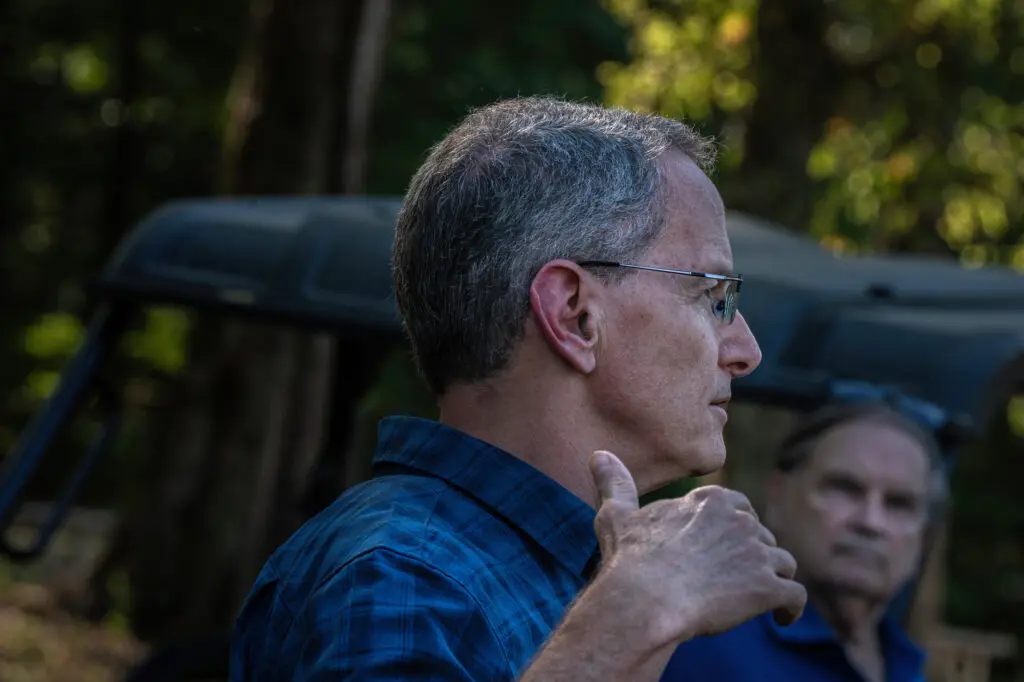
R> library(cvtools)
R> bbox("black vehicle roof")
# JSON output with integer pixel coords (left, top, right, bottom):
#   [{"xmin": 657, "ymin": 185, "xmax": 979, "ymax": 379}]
[{"xmin": 94, "ymin": 196, "xmax": 1024, "ymax": 427}]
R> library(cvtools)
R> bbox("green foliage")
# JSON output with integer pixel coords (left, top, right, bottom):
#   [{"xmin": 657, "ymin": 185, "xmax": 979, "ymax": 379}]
[
  {"xmin": 62, "ymin": 43, "xmax": 110, "ymax": 94},
  {"xmin": 124, "ymin": 309, "xmax": 191, "ymax": 375},
  {"xmin": 22, "ymin": 312, "xmax": 84, "ymax": 360},
  {"xmin": 601, "ymin": 0, "xmax": 757, "ymax": 122},
  {"xmin": 0, "ymin": 0, "xmax": 248, "ymax": 498},
  {"xmin": 603, "ymin": 0, "xmax": 1024, "ymax": 259},
  {"xmin": 20, "ymin": 312, "xmax": 85, "ymax": 404},
  {"xmin": 368, "ymin": 0, "xmax": 629, "ymax": 194}
]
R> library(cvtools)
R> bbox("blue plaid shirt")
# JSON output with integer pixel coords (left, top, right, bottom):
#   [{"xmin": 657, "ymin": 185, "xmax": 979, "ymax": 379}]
[{"xmin": 230, "ymin": 416, "xmax": 599, "ymax": 681}]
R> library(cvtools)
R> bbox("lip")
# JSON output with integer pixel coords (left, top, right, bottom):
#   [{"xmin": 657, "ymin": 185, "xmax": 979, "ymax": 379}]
[
  {"xmin": 833, "ymin": 543, "xmax": 888, "ymax": 566},
  {"xmin": 711, "ymin": 404, "xmax": 729, "ymax": 420}
]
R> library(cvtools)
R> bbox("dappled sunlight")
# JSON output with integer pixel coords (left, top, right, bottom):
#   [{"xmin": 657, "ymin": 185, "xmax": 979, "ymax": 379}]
[
  {"xmin": 601, "ymin": 0, "xmax": 1024, "ymax": 262},
  {"xmin": 600, "ymin": 0, "xmax": 757, "ymax": 133}
]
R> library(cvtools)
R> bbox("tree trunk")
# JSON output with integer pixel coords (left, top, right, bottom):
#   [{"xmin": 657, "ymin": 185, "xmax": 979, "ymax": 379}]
[
  {"xmin": 114, "ymin": 0, "xmax": 393, "ymax": 643},
  {"xmin": 722, "ymin": 0, "xmax": 843, "ymax": 231}
]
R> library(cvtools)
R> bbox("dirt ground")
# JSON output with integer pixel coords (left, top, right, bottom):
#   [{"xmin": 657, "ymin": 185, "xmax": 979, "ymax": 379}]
[{"xmin": 0, "ymin": 583, "xmax": 147, "ymax": 682}]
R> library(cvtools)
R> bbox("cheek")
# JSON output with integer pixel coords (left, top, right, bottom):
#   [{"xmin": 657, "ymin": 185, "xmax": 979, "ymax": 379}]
[
  {"xmin": 806, "ymin": 494, "xmax": 853, "ymax": 533},
  {"xmin": 804, "ymin": 503, "xmax": 864, "ymax": 555},
  {"xmin": 778, "ymin": 499, "xmax": 828, "ymax": 542},
  {"xmin": 663, "ymin": 312, "xmax": 719, "ymax": 392},
  {"xmin": 594, "ymin": 309, "xmax": 671, "ymax": 412},
  {"xmin": 617, "ymin": 300, "xmax": 710, "ymax": 376},
  {"xmin": 600, "ymin": 294, "xmax": 720, "ymax": 429},
  {"xmin": 888, "ymin": 528, "xmax": 925, "ymax": 571}
]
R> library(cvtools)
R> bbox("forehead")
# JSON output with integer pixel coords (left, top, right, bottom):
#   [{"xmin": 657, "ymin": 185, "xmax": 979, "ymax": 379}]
[
  {"xmin": 652, "ymin": 152, "xmax": 732, "ymax": 274},
  {"xmin": 806, "ymin": 419, "xmax": 930, "ymax": 491}
]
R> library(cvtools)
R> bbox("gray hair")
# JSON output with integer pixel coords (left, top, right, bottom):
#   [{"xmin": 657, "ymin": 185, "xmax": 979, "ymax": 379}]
[{"xmin": 391, "ymin": 96, "xmax": 717, "ymax": 395}]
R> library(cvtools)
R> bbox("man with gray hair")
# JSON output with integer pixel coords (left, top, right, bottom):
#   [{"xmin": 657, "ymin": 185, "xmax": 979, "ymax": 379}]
[
  {"xmin": 662, "ymin": 402, "xmax": 945, "ymax": 682},
  {"xmin": 230, "ymin": 96, "xmax": 806, "ymax": 682}
]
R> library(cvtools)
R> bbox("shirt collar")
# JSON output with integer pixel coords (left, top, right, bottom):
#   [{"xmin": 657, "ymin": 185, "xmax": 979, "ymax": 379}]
[
  {"xmin": 372, "ymin": 415, "xmax": 599, "ymax": 579},
  {"xmin": 766, "ymin": 599, "xmax": 926, "ymax": 673},
  {"xmin": 765, "ymin": 598, "xmax": 836, "ymax": 644}
]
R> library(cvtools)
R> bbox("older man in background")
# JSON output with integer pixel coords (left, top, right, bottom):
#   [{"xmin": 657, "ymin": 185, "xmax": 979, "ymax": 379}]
[{"xmin": 662, "ymin": 403, "xmax": 946, "ymax": 682}]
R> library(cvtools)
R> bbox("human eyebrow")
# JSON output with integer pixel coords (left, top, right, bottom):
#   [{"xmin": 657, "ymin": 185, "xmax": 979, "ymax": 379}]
[{"xmin": 819, "ymin": 472, "xmax": 864, "ymax": 494}]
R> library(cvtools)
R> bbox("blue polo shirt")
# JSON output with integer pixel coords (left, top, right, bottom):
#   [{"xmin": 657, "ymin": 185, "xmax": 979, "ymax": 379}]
[
  {"xmin": 661, "ymin": 600, "xmax": 927, "ymax": 682},
  {"xmin": 230, "ymin": 415, "xmax": 599, "ymax": 682}
]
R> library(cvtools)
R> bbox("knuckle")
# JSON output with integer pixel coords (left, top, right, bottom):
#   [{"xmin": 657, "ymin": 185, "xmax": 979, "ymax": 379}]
[
  {"xmin": 730, "ymin": 490, "xmax": 754, "ymax": 509},
  {"xmin": 687, "ymin": 486, "xmax": 713, "ymax": 501},
  {"xmin": 760, "ymin": 564, "xmax": 780, "ymax": 584},
  {"xmin": 780, "ymin": 550, "xmax": 798, "ymax": 575},
  {"xmin": 691, "ymin": 484, "xmax": 727, "ymax": 501},
  {"xmin": 765, "ymin": 547, "xmax": 797, "ymax": 579},
  {"xmin": 736, "ymin": 511, "xmax": 760, "ymax": 534},
  {"xmin": 602, "ymin": 499, "xmax": 631, "ymax": 516}
]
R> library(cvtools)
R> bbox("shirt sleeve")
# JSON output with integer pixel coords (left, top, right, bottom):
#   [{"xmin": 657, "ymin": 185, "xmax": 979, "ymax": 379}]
[{"xmin": 294, "ymin": 547, "xmax": 512, "ymax": 682}]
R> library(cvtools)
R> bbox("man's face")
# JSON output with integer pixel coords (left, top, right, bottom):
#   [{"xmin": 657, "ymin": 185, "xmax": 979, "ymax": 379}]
[
  {"xmin": 591, "ymin": 151, "xmax": 762, "ymax": 489},
  {"xmin": 766, "ymin": 418, "xmax": 931, "ymax": 601}
]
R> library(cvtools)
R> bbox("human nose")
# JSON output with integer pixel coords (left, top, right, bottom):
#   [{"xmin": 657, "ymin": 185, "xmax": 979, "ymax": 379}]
[
  {"xmin": 851, "ymin": 492, "xmax": 887, "ymax": 536},
  {"xmin": 719, "ymin": 312, "xmax": 762, "ymax": 378}
]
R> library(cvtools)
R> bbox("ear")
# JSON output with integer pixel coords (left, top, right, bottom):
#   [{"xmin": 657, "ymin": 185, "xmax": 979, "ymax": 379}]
[{"xmin": 529, "ymin": 259, "xmax": 601, "ymax": 374}]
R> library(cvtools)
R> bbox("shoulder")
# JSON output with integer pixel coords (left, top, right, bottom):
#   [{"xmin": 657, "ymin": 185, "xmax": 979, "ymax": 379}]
[
  {"xmin": 236, "ymin": 546, "xmax": 513, "ymax": 682},
  {"xmin": 233, "ymin": 472, "xmax": 553, "ymax": 680},
  {"xmin": 305, "ymin": 545, "xmax": 509, "ymax": 650},
  {"xmin": 279, "ymin": 472, "xmax": 500, "ymax": 587},
  {"xmin": 306, "ymin": 547, "xmax": 514, "ymax": 681}
]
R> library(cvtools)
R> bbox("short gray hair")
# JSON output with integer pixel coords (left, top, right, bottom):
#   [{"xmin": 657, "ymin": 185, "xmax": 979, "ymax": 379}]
[{"xmin": 392, "ymin": 96, "xmax": 717, "ymax": 395}]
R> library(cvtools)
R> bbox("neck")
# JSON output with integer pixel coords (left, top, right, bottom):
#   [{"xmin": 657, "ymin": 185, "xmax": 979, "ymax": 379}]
[
  {"xmin": 808, "ymin": 585, "xmax": 887, "ymax": 646},
  {"xmin": 438, "ymin": 378, "xmax": 616, "ymax": 509}
]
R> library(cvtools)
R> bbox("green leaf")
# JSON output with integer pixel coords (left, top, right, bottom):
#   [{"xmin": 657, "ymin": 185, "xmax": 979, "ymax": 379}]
[{"xmin": 22, "ymin": 312, "xmax": 85, "ymax": 359}]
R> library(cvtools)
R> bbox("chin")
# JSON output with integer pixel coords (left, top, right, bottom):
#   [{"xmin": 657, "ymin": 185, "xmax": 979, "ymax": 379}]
[
  {"xmin": 678, "ymin": 440, "xmax": 727, "ymax": 478},
  {"xmin": 829, "ymin": 567, "xmax": 891, "ymax": 600},
  {"xmin": 690, "ymin": 454, "xmax": 726, "ymax": 478},
  {"xmin": 647, "ymin": 427, "xmax": 727, "ymax": 481}
]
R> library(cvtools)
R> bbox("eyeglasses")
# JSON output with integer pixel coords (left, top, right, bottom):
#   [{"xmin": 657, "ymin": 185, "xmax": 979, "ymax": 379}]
[
  {"xmin": 828, "ymin": 380, "xmax": 951, "ymax": 433},
  {"xmin": 577, "ymin": 260, "xmax": 744, "ymax": 324},
  {"xmin": 827, "ymin": 379, "xmax": 974, "ymax": 459}
]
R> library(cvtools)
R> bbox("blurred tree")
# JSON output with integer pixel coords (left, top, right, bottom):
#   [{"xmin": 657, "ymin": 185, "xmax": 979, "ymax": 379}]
[
  {"xmin": 119, "ymin": 0, "xmax": 395, "ymax": 642},
  {"xmin": 2, "ymin": 0, "xmax": 628, "ymax": 642},
  {"xmin": 1, "ymin": 0, "xmax": 249, "ymax": 502}
]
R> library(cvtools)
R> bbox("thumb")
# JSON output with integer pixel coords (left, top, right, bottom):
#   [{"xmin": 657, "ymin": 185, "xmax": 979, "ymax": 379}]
[{"xmin": 589, "ymin": 450, "xmax": 639, "ymax": 512}]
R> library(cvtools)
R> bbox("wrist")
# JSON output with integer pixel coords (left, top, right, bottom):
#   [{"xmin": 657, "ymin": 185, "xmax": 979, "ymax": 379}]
[{"xmin": 585, "ymin": 561, "xmax": 695, "ymax": 652}]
